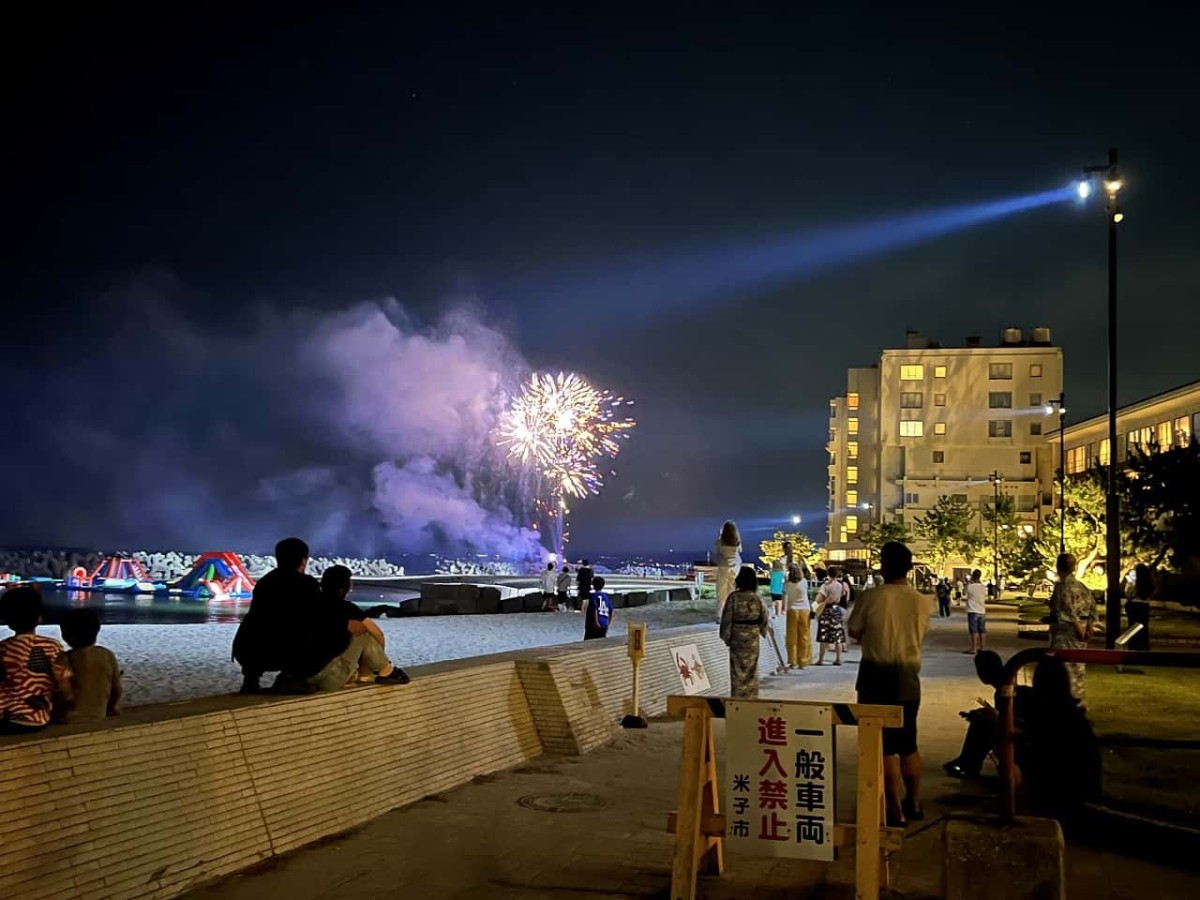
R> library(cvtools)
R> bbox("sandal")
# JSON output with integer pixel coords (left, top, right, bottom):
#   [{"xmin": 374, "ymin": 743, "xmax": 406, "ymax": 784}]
[{"xmin": 902, "ymin": 798, "xmax": 925, "ymax": 822}]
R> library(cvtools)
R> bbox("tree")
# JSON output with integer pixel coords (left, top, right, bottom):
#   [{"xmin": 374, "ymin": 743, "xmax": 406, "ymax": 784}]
[
  {"xmin": 1119, "ymin": 439, "xmax": 1200, "ymax": 571},
  {"xmin": 759, "ymin": 531, "xmax": 823, "ymax": 570},
  {"xmin": 980, "ymin": 494, "xmax": 1034, "ymax": 577},
  {"xmin": 859, "ymin": 520, "xmax": 912, "ymax": 568},
  {"xmin": 913, "ymin": 495, "xmax": 985, "ymax": 575},
  {"xmin": 1034, "ymin": 472, "xmax": 1107, "ymax": 580}
]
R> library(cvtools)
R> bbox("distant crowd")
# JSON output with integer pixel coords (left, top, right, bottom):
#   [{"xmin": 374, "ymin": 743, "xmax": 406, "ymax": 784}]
[{"xmin": 710, "ymin": 518, "xmax": 1102, "ymax": 829}]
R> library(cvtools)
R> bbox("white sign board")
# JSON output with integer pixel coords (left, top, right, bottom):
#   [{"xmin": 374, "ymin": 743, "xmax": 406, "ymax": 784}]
[
  {"xmin": 670, "ymin": 643, "xmax": 712, "ymax": 695},
  {"xmin": 726, "ymin": 700, "xmax": 836, "ymax": 860}
]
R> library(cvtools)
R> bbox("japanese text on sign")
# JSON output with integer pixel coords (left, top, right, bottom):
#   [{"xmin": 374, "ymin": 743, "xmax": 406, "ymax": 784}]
[{"xmin": 726, "ymin": 701, "xmax": 836, "ymax": 861}]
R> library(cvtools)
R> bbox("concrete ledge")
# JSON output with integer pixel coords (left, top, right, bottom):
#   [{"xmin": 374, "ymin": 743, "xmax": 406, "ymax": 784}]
[
  {"xmin": 0, "ymin": 623, "xmax": 727, "ymax": 900},
  {"xmin": 943, "ymin": 813, "xmax": 1065, "ymax": 900}
]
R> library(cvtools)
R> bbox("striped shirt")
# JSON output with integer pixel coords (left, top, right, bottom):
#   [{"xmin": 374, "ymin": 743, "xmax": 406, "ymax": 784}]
[{"xmin": 0, "ymin": 633, "xmax": 69, "ymax": 727}]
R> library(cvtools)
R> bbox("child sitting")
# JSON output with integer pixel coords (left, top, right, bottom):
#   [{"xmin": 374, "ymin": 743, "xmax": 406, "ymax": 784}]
[
  {"xmin": 60, "ymin": 608, "xmax": 123, "ymax": 724},
  {"xmin": 584, "ymin": 576, "xmax": 613, "ymax": 640},
  {"xmin": 0, "ymin": 587, "xmax": 73, "ymax": 735}
]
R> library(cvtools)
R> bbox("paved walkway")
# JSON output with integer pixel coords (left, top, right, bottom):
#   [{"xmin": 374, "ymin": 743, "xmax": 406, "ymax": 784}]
[{"xmin": 183, "ymin": 605, "xmax": 1200, "ymax": 899}]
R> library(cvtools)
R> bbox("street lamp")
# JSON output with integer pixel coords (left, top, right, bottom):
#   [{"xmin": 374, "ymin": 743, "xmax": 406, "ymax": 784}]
[
  {"xmin": 859, "ymin": 502, "xmax": 874, "ymax": 528},
  {"xmin": 989, "ymin": 470, "xmax": 1002, "ymax": 589},
  {"xmin": 1044, "ymin": 392, "xmax": 1067, "ymax": 554},
  {"xmin": 1081, "ymin": 148, "xmax": 1123, "ymax": 648},
  {"xmin": 791, "ymin": 514, "xmax": 802, "ymax": 526}
]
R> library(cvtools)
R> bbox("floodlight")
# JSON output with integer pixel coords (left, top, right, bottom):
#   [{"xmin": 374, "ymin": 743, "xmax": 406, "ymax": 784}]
[
  {"xmin": 1076, "ymin": 180, "xmax": 1092, "ymax": 200},
  {"xmin": 1103, "ymin": 170, "xmax": 1123, "ymax": 194}
]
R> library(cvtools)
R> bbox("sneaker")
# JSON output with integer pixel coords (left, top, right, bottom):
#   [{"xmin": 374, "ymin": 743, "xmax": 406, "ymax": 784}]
[{"xmin": 376, "ymin": 668, "xmax": 411, "ymax": 686}]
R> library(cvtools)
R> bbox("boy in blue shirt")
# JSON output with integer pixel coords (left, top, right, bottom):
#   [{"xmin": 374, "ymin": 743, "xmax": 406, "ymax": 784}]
[
  {"xmin": 769, "ymin": 559, "xmax": 785, "ymax": 617},
  {"xmin": 584, "ymin": 577, "xmax": 613, "ymax": 640}
]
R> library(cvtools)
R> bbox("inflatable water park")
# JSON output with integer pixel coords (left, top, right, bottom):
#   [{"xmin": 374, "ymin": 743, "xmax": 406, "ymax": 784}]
[{"xmin": 2, "ymin": 551, "xmax": 257, "ymax": 600}]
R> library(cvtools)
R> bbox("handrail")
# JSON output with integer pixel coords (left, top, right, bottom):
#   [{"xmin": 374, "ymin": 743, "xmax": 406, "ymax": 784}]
[{"xmin": 996, "ymin": 647, "xmax": 1200, "ymax": 821}]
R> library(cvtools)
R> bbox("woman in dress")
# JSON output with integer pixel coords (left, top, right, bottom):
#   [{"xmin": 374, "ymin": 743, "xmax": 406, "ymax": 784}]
[
  {"xmin": 712, "ymin": 520, "xmax": 742, "ymax": 622},
  {"xmin": 719, "ymin": 565, "xmax": 770, "ymax": 698},
  {"xmin": 816, "ymin": 587, "xmax": 847, "ymax": 665}
]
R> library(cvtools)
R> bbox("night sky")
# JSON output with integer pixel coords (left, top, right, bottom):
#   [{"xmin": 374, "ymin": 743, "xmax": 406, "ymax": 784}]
[{"xmin": 4, "ymin": 7, "xmax": 1198, "ymax": 559}]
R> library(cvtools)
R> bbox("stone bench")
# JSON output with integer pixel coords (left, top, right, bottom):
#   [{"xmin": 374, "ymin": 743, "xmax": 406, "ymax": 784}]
[{"xmin": 0, "ymin": 625, "xmax": 729, "ymax": 900}]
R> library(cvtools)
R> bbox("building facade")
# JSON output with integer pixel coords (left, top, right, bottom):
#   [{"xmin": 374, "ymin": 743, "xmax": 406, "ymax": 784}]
[
  {"xmin": 1050, "ymin": 379, "xmax": 1200, "ymax": 474},
  {"xmin": 827, "ymin": 328, "xmax": 1064, "ymax": 568}
]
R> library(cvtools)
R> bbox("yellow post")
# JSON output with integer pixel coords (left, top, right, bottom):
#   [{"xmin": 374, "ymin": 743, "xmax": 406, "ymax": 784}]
[
  {"xmin": 671, "ymin": 706, "xmax": 708, "ymax": 900},
  {"xmin": 855, "ymin": 716, "xmax": 886, "ymax": 900},
  {"xmin": 622, "ymin": 623, "xmax": 648, "ymax": 728}
]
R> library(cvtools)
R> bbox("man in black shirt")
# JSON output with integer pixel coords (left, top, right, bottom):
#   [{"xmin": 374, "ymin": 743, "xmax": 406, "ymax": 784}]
[
  {"xmin": 310, "ymin": 565, "xmax": 408, "ymax": 689},
  {"xmin": 232, "ymin": 537, "xmax": 323, "ymax": 693}
]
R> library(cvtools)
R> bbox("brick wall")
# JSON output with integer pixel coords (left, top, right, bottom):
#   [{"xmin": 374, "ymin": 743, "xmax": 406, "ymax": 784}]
[{"xmin": 0, "ymin": 624, "xmax": 727, "ymax": 900}]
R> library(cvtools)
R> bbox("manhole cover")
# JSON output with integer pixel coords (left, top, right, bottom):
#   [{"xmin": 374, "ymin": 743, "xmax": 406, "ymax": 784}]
[{"xmin": 517, "ymin": 792, "xmax": 609, "ymax": 813}]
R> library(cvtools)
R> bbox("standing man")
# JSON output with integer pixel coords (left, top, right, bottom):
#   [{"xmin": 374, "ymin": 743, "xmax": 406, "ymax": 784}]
[
  {"xmin": 964, "ymin": 569, "xmax": 988, "ymax": 655},
  {"xmin": 1048, "ymin": 552, "xmax": 1097, "ymax": 708},
  {"xmin": 540, "ymin": 562, "xmax": 559, "ymax": 611},
  {"xmin": 556, "ymin": 564, "xmax": 572, "ymax": 611},
  {"xmin": 935, "ymin": 578, "xmax": 952, "ymax": 618},
  {"xmin": 847, "ymin": 541, "xmax": 935, "ymax": 826},
  {"xmin": 575, "ymin": 559, "xmax": 595, "ymax": 613}
]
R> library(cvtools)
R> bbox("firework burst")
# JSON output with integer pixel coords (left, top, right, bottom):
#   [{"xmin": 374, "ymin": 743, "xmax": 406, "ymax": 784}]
[{"xmin": 497, "ymin": 372, "xmax": 636, "ymax": 554}]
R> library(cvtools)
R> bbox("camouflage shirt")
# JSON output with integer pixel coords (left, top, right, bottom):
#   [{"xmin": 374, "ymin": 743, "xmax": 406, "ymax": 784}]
[{"xmin": 1049, "ymin": 574, "xmax": 1096, "ymax": 646}]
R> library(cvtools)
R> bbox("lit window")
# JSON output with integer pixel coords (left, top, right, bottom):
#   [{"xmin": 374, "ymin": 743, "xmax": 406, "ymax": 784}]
[
  {"xmin": 1175, "ymin": 415, "xmax": 1192, "ymax": 447},
  {"xmin": 1066, "ymin": 446, "xmax": 1085, "ymax": 474},
  {"xmin": 934, "ymin": 393, "xmax": 946, "ymax": 407},
  {"xmin": 900, "ymin": 421, "xmax": 924, "ymax": 437},
  {"xmin": 989, "ymin": 420, "xmax": 1013, "ymax": 438},
  {"xmin": 900, "ymin": 365, "xmax": 925, "ymax": 381},
  {"xmin": 847, "ymin": 392, "xmax": 860, "ymax": 410},
  {"xmin": 934, "ymin": 422, "xmax": 946, "ymax": 435},
  {"xmin": 989, "ymin": 363, "xmax": 1013, "ymax": 380},
  {"xmin": 845, "ymin": 515, "xmax": 858, "ymax": 533},
  {"xmin": 900, "ymin": 392, "xmax": 924, "ymax": 408},
  {"xmin": 933, "ymin": 450, "xmax": 945, "ymax": 463},
  {"xmin": 1030, "ymin": 393, "xmax": 1043, "ymax": 406},
  {"xmin": 839, "ymin": 528, "xmax": 848, "ymax": 543},
  {"xmin": 934, "ymin": 365, "xmax": 947, "ymax": 378},
  {"xmin": 1099, "ymin": 438, "xmax": 1111, "ymax": 466},
  {"xmin": 1030, "ymin": 422, "xmax": 1042, "ymax": 436},
  {"xmin": 1128, "ymin": 426, "xmax": 1152, "ymax": 451},
  {"xmin": 847, "ymin": 441, "xmax": 858, "ymax": 459},
  {"xmin": 1157, "ymin": 421, "xmax": 1173, "ymax": 450},
  {"xmin": 1030, "ymin": 364, "xmax": 1043, "ymax": 377},
  {"xmin": 846, "ymin": 490, "xmax": 858, "ymax": 506},
  {"xmin": 829, "ymin": 401, "xmax": 837, "ymax": 418},
  {"xmin": 988, "ymin": 392, "xmax": 1013, "ymax": 408},
  {"xmin": 847, "ymin": 417, "xmax": 859, "ymax": 436},
  {"xmin": 846, "ymin": 466, "xmax": 858, "ymax": 484}
]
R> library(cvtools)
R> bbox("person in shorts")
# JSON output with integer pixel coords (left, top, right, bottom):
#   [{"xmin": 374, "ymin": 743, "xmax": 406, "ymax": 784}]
[
  {"xmin": 769, "ymin": 559, "xmax": 785, "ymax": 617},
  {"xmin": 846, "ymin": 541, "xmax": 935, "ymax": 826},
  {"xmin": 965, "ymin": 569, "xmax": 988, "ymax": 654}
]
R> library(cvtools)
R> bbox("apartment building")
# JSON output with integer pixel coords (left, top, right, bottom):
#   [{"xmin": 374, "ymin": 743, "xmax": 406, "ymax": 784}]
[
  {"xmin": 1050, "ymin": 379, "xmax": 1200, "ymax": 474},
  {"xmin": 827, "ymin": 329, "xmax": 1064, "ymax": 567}
]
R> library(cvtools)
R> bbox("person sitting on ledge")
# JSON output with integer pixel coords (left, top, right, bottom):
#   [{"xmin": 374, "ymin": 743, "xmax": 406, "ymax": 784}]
[
  {"xmin": 0, "ymin": 587, "xmax": 74, "ymax": 735},
  {"xmin": 943, "ymin": 650, "xmax": 1033, "ymax": 779},
  {"xmin": 312, "ymin": 565, "xmax": 409, "ymax": 689},
  {"xmin": 61, "ymin": 608, "xmax": 123, "ymax": 724},
  {"xmin": 233, "ymin": 537, "xmax": 324, "ymax": 694}
]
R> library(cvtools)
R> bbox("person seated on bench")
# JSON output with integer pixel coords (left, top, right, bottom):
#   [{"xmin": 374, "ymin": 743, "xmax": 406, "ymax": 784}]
[
  {"xmin": 309, "ymin": 565, "xmax": 409, "ymax": 690},
  {"xmin": 0, "ymin": 587, "xmax": 74, "ymax": 735},
  {"xmin": 233, "ymin": 537, "xmax": 324, "ymax": 694},
  {"xmin": 944, "ymin": 650, "xmax": 1033, "ymax": 778}
]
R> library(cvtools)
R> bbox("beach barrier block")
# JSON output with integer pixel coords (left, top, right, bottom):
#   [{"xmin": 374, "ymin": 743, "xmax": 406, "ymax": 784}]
[
  {"xmin": 668, "ymin": 588, "xmax": 691, "ymax": 603},
  {"xmin": 609, "ymin": 592, "xmax": 628, "ymax": 609},
  {"xmin": 499, "ymin": 595, "xmax": 525, "ymax": 614},
  {"xmin": 625, "ymin": 591, "xmax": 648, "ymax": 607},
  {"xmin": 474, "ymin": 586, "xmax": 502, "ymax": 614},
  {"xmin": 522, "ymin": 592, "xmax": 546, "ymax": 612},
  {"xmin": 455, "ymin": 584, "xmax": 481, "ymax": 612},
  {"xmin": 645, "ymin": 589, "xmax": 670, "ymax": 605}
]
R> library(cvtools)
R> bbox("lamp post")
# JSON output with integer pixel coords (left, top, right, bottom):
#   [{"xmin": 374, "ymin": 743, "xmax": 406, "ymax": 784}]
[
  {"xmin": 1081, "ymin": 149, "xmax": 1123, "ymax": 648},
  {"xmin": 989, "ymin": 470, "xmax": 1002, "ymax": 589},
  {"xmin": 860, "ymin": 502, "xmax": 874, "ymax": 528},
  {"xmin": 1045, "ymin": 393, "xmax": 1067, "ymax": 554}
]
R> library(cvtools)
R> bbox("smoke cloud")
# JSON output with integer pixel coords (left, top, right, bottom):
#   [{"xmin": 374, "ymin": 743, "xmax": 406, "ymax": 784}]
[{"xmin": 4, "ymin": 271, "xmax": 543, "ymax": 560}]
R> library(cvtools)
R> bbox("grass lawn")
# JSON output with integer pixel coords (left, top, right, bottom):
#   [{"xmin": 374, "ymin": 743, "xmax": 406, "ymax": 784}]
[{"xmin": 1088, "ymin": 666, "xmax": 1200, "ymax": 825}]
